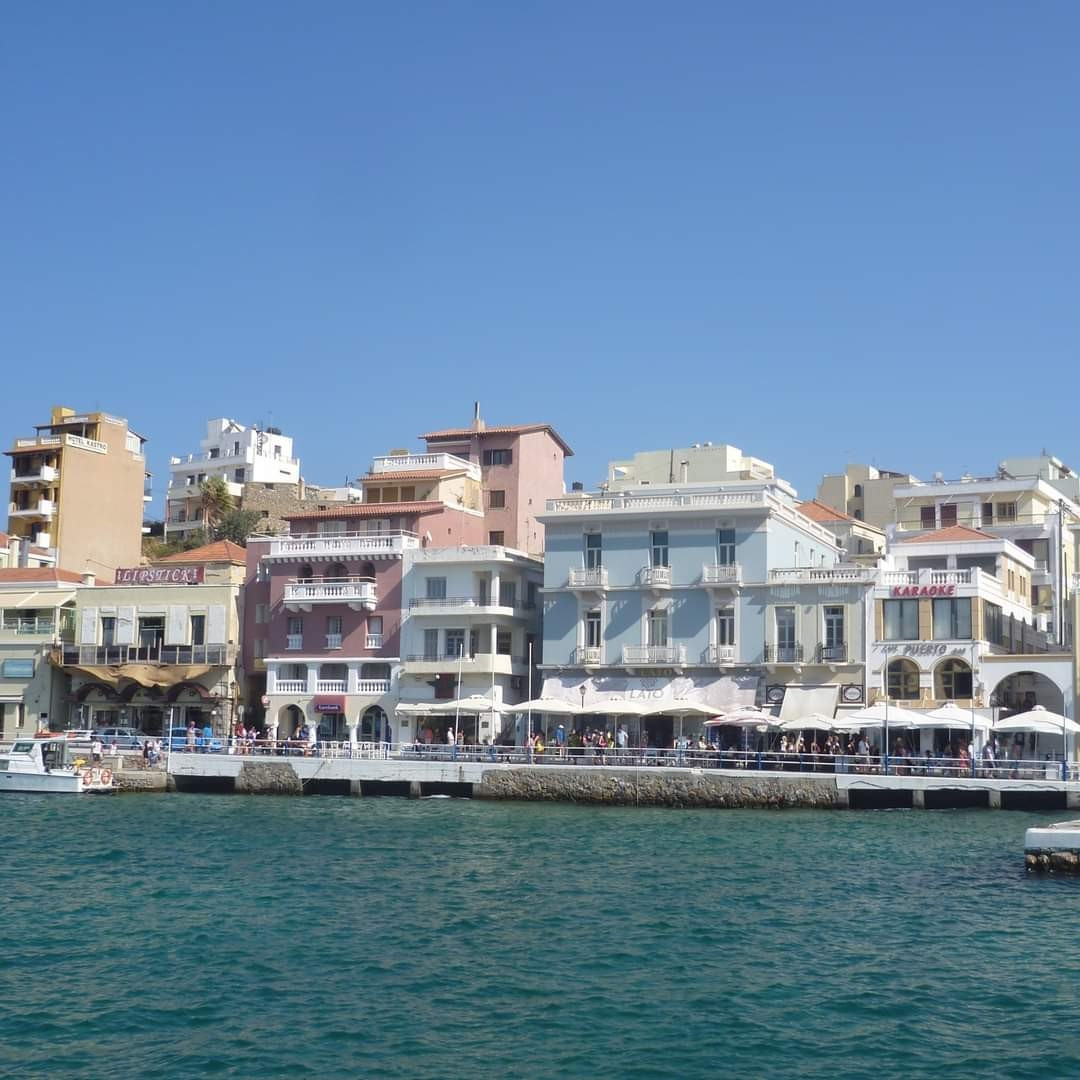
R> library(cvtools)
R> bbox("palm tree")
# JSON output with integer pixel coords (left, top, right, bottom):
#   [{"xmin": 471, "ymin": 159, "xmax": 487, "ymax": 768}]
[{"xmin": 200, "ymin": 476, "xmax": 233, "ymax": 535}]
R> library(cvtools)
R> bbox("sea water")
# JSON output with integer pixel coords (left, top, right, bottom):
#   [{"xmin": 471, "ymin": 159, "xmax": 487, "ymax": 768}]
[{"xmin": 3, "ymin": 795, "xmax": 1078, "ymax": 1079}]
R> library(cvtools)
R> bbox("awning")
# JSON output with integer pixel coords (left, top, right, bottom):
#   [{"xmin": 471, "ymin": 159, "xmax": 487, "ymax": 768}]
[
  {"xmin": 540, "ymin": 673, "xmax": 760, "ymax": 713},
  {"xmin": 778, "ymin": 685, "xmax": 840, "ymax": 724},
  {"xmin": 313, "ymin": 695, "xmax": 345, "ymax": 714},
  {"xmin": 61, "ymin": 663, "xmax": 212, "ymax": 688}
]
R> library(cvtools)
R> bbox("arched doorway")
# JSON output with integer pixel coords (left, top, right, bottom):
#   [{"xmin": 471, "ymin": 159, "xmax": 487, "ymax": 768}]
[
  {"xmin": 991, "ymin": 670, "xmax": 1065, "ymax": 716},
  {"xmin": 361, "ymin": 705, "xmax": 388, "ymax": 744},
  {"xmin": 326, "ymin": 562, "xmax": 348, "ymax": 582},
  {"xmin": 278, "ymin": 704, "xmax": 305, "ymax": 739}
]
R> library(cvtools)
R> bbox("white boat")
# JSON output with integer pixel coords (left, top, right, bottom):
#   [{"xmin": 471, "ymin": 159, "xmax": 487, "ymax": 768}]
[{"xmin": 0, "ymin": 735, "xmax": 116, "ymax": 794}]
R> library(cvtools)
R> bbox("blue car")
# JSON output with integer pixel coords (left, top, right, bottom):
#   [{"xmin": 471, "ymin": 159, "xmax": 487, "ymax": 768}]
[{"xmin": 166, "ymin": 726, "xmax": 224, "ymax": 753}]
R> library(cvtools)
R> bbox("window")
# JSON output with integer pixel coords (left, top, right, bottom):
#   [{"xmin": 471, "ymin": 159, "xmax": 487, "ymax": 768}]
[
  {"xmin": 887, "ymin": 658, "xmax": 920, "ymax": 700},
  {"xmin": 482, "ymin": 449, "xmax": 513, "ymax": 466},
  {"xmin": 399, "ymin": 486, "xmax": 415, "ymax": 501},
  {"xmin": 586, "ymin": 609, "xmax": 602, "ymax": 648},
  {"xmin": 138, "ymin": 617, "xmax": 164, "ymax": 650},
  {"xmin": 367, "ymin": 615, "xmax": 384, "ymax": 649},
  {"xmin": 425, "ymin": 577, "xmax": 447, "ymax": 600},
  {"xmin": 920, "ymin": 505, "xmax": 936, "ymax": 528},
  {"xmin": 932, "ymin": 597, "xmax": 972, "ymax": 639},
  {"xmin": 208, "ymin": 448, "xmax": 220, "ymax": 459},
  {"xmin": 260, "ymin": 510, "xmax": 269, "ymax": 518},
  {"xmin": 984, "ymin": 602, "xmax": 1003, "ymax": 645},
  {"xmin": 232, "ymin": 441, "xmax": 241, "ymax": 456},
  {"xmin": 489, "ymin": 490, "xmax": 506, "ymax": 509},
  {"xmin": 499, "ymin": 581, "xmax": 516, "ymax": 607},
  {"xmin": 423, "ymin": 628, "xmax": 439, "ymax": 660},
  {"xmin": 883, "ymin": 599, "xmax": 919, "ymax": 641},
  {"xmin": 234, "ymin": 468, "xmax": 245, "ymax": 483},
  {"xmin": 775, "ymin": 607, "xmax": 796, "ymax": 650},
  {"xmin": 253, "ymin": 638, "xmax": 267, "ymax": 659},
  {"xmin": 101, "ymin": 616, "xmax": 117, "ymax": 646},
  {"xmin": 585, "ymin": 533, "xmax": 602, "ymax": 569},
  {"xmin": 445, "ymin": 629, "xmax": 467, "ymax": 657},
  {"xmin": 997, "ymin": 502, "xmax": 1017, "ymax": 522},
  {"xmin": 824, "ymin": 606, "xmax": 844, "ymax": 649},
  {"xmin": 469, "ymin": 628, "xmax": 480, "ymax": 656},
  {"xmin": 326, "ymin": 615, "xmax": 343, "ymax": 648},
  {"xmin": 981, "ymin": 501, "xmax": 994, "ymax": 525},
  {"xmin": 936, "ymin": 659, "xmax": 973, "ymax": 700},
  {"xmin": 716, "ymin": 528, "xmax": 735, "ymax": 566},
  {"xmin": 650, "ymin": 530, "xmax": 669, "ymax": 568},
  {"xmin": 716, "ymin": 606, "xmax": 735, "ymax": 646},
  {"xmin": 190, "ymin": 614, "xmax": 206, "ymax": 646},
  {"xmin": 287, "ymin": 616, "xmax": 303, "ymax": 648},
  {"xmin": 496, "ymin": 629, "xmax": 512, "ymax": 655},
  {"xmin": 274, "ymin": 444, "xmax": 282, "ymax": 459},
  {"xmin": 647, "ymin": 609, "xmax": 668, "ymax": 647},
  {"xmin": 853, "ymin": 483, "xmax": 863, "ymax": 498},
  {"xmin": 488, "ymin": 531, "xmax": 505, "ymax": 546},
  {"xmin": 940, "ymin": 504, "xmax": 957, "ymax": 527}
]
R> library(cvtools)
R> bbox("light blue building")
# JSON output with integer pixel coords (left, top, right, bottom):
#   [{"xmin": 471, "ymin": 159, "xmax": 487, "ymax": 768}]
[{"xmin": 537, "ymin": 471, "xmax": 876, "ymax": 746}]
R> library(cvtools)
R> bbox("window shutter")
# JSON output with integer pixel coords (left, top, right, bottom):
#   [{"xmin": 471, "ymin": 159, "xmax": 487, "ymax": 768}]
[
  {"xmin": 79, "ymin": 607, "xmax": 98, "ymax": 645},
  {"xmin": 116, "ymin": 606, "xmax": 136, "ymax": 645},
  {"xmin": 166, "ymin": 606, "xmax": 188, "ymax": 645},
  {"xmin": 207, "ymin": 605, "xmax": 227, "ymax": 645}
]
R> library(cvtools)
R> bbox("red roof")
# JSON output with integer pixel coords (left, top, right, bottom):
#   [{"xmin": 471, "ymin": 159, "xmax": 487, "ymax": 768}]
[
  {"xmin": 419, "ymin": 422, "xmax": 573, "ymax": 456},
  {"xmin": 0, "ymin": 568, "xmax": 83, "ymax": 584},
  {"xmin": 157, "ymin": 540, "xmax": 247, "ymax": 564},
  {"xmin": 363, "ymin": 469, "xmax": 460, "ymax": 482},
  {"xmin": 798, "ymin": 499, "xmax": 856, "ymax": 524},
  {"xmin": 284, "ymin": 501, "xmax": 447, "ymax": 522},
  {"xmin": 902, "ymin": 525, "xmax": 998, "ymax": 544}
]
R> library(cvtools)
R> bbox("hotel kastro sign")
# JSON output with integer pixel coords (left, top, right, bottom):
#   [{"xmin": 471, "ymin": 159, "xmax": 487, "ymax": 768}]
[
  {"xmin": 113, "ymin": 566, "xmax": 205, "ymax": 585},
  {"xmin": 890, "ymin": 584, "xmax": 956, "ymax": 597}
]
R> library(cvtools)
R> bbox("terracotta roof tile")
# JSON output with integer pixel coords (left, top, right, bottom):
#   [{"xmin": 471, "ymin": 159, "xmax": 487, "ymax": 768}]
[
  {"xmin": 157, "ymin": 540, "xmax": 248, "ymax": 564},
  {"xmin": 0, "ymin": 567, "xmax": 83, "ymax": 584},
  {"xmin": 363, "ymin": 469, "xmax": 459, "ymax": 481},
  {"xmin": 284, "ymin": 500, "xmax": 446, "ymax": 522},
  {"xmin": 419, "ymin": 422, "xmax": 573, "ymax": 456},
  {"xmin": 901, "ymin": 525, "xmax": 998, "ymax": 544},
  {"xmin": 798, "ymin": 499, "xmax": 856, "ymax": 523}
]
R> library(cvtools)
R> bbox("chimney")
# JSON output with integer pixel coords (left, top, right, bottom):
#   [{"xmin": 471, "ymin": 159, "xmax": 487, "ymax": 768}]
[
  {"xmin": 472, "ymin": 401, "xmax": 485, "ymax": 432},
  {"xmin": 680, "ymin": 460, "xmax": 689, "ymax": 484},
  {"xmin": 81, "ymin": 572, "xmax": 96, "ymax": 587}
]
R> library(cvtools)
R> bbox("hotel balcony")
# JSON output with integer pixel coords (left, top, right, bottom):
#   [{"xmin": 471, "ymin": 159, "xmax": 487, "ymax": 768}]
[
  {"xmin": 10, "ymin": 498, "xmax": 55, "ymax": 520},
  {"xmin": 270, "ymin": 677, "xmax": 391, "ymax": 696},
  {"xmin": 408, "ymin": 595, "xmax": 536, "ymax": 617},
  {"xmin": 639, "ymin": 565, "xmax": 671, "ymax": 588},
  {"xmin": 622, "ymin": 644, "xmax": 686, "ymax": 666},
  {"xmin": 10, "ymin": 464, "xmax": 58, "ymax": 486},
  {"xmin": 702, "ymin": 563, "xmax": 742, "ymax": 586},
  {"xmin": 763, "ymin": 644, "xmax": 803, "ymax": 664},
  {"xmin": 571, "ymin": 646, "xmax": 603, "ymax": 666},
  {"xmin": 769, "ymin": 567, "xmax": 877, "ymax": 585},
  {"xmin": 265, "ymin": 531, "xmax": 419, "ymax": 560},
  {"xmin": 703, "ymin": 644, "xmax": 736, "ymax": 665},
  {"xmin": 274, "ymin": 679, "xmax": 307, "ymax": 694},
  {"xmin": 59, "ymin": 644, "xmax": 234, "ymax": 666},
  {"xmin": 568, "ymin": 566, "xmax": 608, "ymax": 590},
  {"xmin": 283, "ymin": 579, "xmax": 377, "ymax": 611}
]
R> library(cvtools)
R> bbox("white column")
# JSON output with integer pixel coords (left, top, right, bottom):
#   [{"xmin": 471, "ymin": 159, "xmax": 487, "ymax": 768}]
[
  {"xmin": 266, "ymin": 665, "xmax": 277, "ymax": 694},
  {"xmin": 306, "ymin": 663, "xmax": 318, "ymax": 693},
  {"xmin": 347, "ymin": 662, "xmax": 360, "ymax": 694},
  {"xmin": 491, "ymin": 573, "xmax": 501, "ymax": 607}
]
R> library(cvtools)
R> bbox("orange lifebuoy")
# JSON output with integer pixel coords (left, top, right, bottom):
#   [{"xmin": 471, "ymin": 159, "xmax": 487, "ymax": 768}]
[
  {"xmin": 100, "ymin": 769, "xmax": 113, "ymax": 786},
  {"xmin": 81, "ymin": 770, "xmax": 92, "ymax": 786}
]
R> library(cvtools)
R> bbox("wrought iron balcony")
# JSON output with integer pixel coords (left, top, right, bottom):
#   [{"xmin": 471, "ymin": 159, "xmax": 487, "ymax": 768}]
[{"xmin": 763, "ymin": 644, "xmax": 803, "ymax": 664}]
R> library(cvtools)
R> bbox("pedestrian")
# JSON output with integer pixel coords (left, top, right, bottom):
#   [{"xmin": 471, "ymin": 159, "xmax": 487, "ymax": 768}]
[{"xmin": 91, "ymin": 737, "xmax": 103, "ymax": 764}]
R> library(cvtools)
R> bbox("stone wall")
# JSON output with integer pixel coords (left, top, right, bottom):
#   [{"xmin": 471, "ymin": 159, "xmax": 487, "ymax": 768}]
[{"xmin": 474, "ymin": 768, "xmax": 846, "ymax": 809}]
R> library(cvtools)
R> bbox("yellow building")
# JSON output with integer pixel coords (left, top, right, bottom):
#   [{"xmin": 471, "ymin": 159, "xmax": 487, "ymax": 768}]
[{"xmin": 5, "ymin": 405, "xmax": 150, "ymax": 580}]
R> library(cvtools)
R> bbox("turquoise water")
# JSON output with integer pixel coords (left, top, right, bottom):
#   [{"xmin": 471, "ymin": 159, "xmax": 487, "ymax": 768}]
[{"xmin": 3, "ymin": 795, "xmax": 1079, "ymax": 1079}]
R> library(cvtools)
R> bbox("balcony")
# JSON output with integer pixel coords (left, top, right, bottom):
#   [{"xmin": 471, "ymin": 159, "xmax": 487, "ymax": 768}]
[
  {"xmin": 703, "ymin": 644, "xmax": 736, "ymax": 664},
  {"xmin": 880, "ymin": 569, "xmax": 977, "ymax": 590},
  {"xmin": 10, "ymin": 498, "xmax": 54, "ymax": 520},
  {"xmin": 2, "ymin": 617, "xmax": 56, "ymax": 637},
  {"xmin": 370, "ymin": 452, "xmax": 480, "ymax": 480},
  {"xmin": 571, "ymin": 646, "xmax": 603, "ymax": 666},
  {"xmin": 357, "ymin": 679, "xmax": 390, "ymax": 694},
  {"xmin": 639, "ymin": 565, "xmax": 671, "ymax": 588},
  {"xmin": 365, "ymin": 634, "xmax": 383, "ymax": 649},
  {"xmin": 568, "ymin": 566, "xmax": 608, "ymax": 589},
  {"xmin": 59, "ymin": 644, "xmax": 233, "ymax": 666},
  {"xmin": 10, "ymin": 464, "xmax": 58, "ymax": 486},
  {"xmin": 405, "ymin": 653, "xmax": 477, "ymax": 664},
  {"xmin": 316, "ymin": 679, "xmax": 347, "ymax": 693},
  {"xmin": 622, "ymin": 644, "xmax": 686, "ymax": 666},
  {"xmin": 286, "ymin": 634, "xmax": 304, "ymax": 650},
  {"xmin": 265, "ymin": 531, "xmax": 419, "ymax": 560},
  {"xmin": 769, "ymin": 567, "xmax": 877, "ymax": 585},
  {"xmin": 763, "ymin": 644, "xmax": 803, "ymax": 664},
  {"xmin": 273, "ymin": 679, "xmax": 307, "ymax": 694},
  {"xmin": 816, "ymin": 643, "xmax": 847, "ymax": 664},
  {"xmin": 410, "ymin": 595, "xmax": 482, "ymax": 611},
  {"xmin": 702, "ymin": 564, "xmax": 741, "ymax": 586},
  {"xmin": 284, "ymin": 580, "xmax": 377, "ymax": 610},
  {"xmin": 325, "ymin": 633, "xmax": 343, "ymax": 649}
]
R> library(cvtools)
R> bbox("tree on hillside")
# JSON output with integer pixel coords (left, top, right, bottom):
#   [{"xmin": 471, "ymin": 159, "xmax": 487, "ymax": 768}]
[
  {"xmin": 213, "ymin": 508, "xmax": 263, "ymax": 546},
  {"xmin": 200, "ymin": 477, "xmax": 234, "ymax": 534}
]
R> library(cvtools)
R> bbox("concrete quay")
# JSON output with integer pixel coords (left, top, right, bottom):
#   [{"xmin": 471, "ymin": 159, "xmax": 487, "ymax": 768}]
[{"xmin": 160, "ymin": 753, "xmax": 1080, "ymax": 810}]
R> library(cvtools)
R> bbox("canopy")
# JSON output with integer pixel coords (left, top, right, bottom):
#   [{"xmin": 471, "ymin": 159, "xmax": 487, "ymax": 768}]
[
  {"xmin": 663, "ymin": 700, "xmax": 724, "ymax": 717},
  {"xmin": 511, "ymin": 697, "xmax": 579, "ymax": 715},
  {"xmin": 705, "ymin": 707, "xmax": 781, "ymax": 729},
  {"xmin": 994, "ymin": 706, "xmax": 1080, "ymax": 735},
  {"xmin": 841, "ymin": 702, "xmax": 917, "ymax": 728},
  {"xmin": 395, "ymin": 702, "xmax": 438, "ymax": 715},
  {"xmin": 778, "ymin": 712, "xmax": 843, "ymax": 732},
  {"xmin": 444, "ymin": 695, "xmax": 509, "ymax": 713},
  {"xmin": 779, "ymin": 686, "xmax": 840, "ymax": 724}
]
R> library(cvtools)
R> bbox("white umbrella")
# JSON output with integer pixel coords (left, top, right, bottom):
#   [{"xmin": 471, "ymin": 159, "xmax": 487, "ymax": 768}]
[
  {"xmin": 662, "ymin": 700, "xmax": 725, "ymax": 717},
  {"xmin": 511, "ymin": 697, "xmax": 579, "ymax": 715},
  {"xmin": 778, "ymin": 712, "xmax": 840, "ymax": 732},
  {"xmin": 578, "ymin": 699, "xmax": 653, "ymax": 716},
  {"xmin": 993, "ymin": 706, "xmax": 1080, "ymax": 736},
  {"xmin": 916, "ymin": 702, "xmax": 990, "ymax": 731},
  {"xmin": 841, "ymin": 702, "xmax": 918, "ymax": 728},
  {"xmin": 395, "ymin": 702, "xmax": 437, "ymax": 715},
  {"xmin": 444, "ymin": 695, "xmax": 510, "ymax": 713},
  {"xmin": 705, "ymin": 706, "xmax": 782, "ymax": 729}
]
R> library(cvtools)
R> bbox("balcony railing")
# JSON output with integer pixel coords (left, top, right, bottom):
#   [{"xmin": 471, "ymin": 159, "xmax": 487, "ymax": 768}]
[
  {"xmin": 409, "ymin": 596, "xmax": 481, "ymax": 610},
  {"xmin": 10, "ymin": 464, "xmax": 58, "ymax": 486},
  {"xmin": 703, "ymin": 644, "xmax": 736, "ymax": 664},
  {"xmin": 769, "ymin": 567, "xmax": 877, "ymax": 584},
  {"xmin": 286, "ymin": 634, "xmax": 304, "ymax": 650},
  {"xmin": 370, "ymin": 452, "xmax": 480, "ymax": 479},
  {"xmin": 763, "ymin": 644, "xmax": 803, "ymax": 664},
  {"xmin": 325, "ymin": 633, "xmax": 343, "ymax": 649},
  {"xmin": 2, "ymin": 618, "xmax": 56, "ymax": 636},
  {"xmin": 273, "ymin": 679, "xmax": 307, "ymax": 694},
  {"xmin": 365, "ymin": 634, "xmax": 383, "ymax": 649},
  {"xmin": 59, "ymin": 644, "xmax": 233, "ymax": 666},
  {"xmin": 357, "ymin": 679, "xmax": 390, "ymax": 694},
  {"xmin": 880, "ymin": 569, "xmax": 976, "ymax": 587},
  {"xmin": 622, "ymin": 644, "xmax": 686, "ymax": 665},
  {"xmin": 571, "ymin": 646, "xmax": 603, "ymax": 666},
  {"xmin": 639, "ymin": 565, "xmax": 671, "ymax": 587},
  {"xmin": 10, "ymin": 498, "xmax": 54, "ymax": 519},
  {"xmin": 316, "ymin": 679, "xmax": 347, "ymax": 693},
  {"xmin": 568, "ymin": 566, "xmax": 608, "ymax": 589},
  {"xmin": 816, "ymin": 643, "xmax": 847, "ymax": 663},
  {"xmin": 271, "ymin": 677, "xmax": 391, "ymax": 695},
  {"xmin": 702, "ymin": 564, "xmax": 741, "ymax": 585},
  {"xmin": 284, "ymin": 580, "xmax": 377, "ymax": 607},
  {"xmin": 266, "ymin": 532, "xmax": 419, "ymax": 559},
  {"xmin": 405, "ymin": 653, "xmax": 476, "ymax": 664}
]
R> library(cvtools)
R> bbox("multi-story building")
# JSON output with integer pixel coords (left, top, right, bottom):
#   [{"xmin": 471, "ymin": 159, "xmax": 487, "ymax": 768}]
[
  {"xmin": 165, "ymin": 419, "xmax": 301, "ymax": 540},
  {"xmin": 418, "ymin": 406, "xmax": 572, "ymax": 555},
  {"xmin": 797, "ymin": 500, "xmax": 886, "ymax": 564},
  {"xmin": 398, "ymin": 545, "xmax": 542, "ymax": 744},
  {"xmin": 0, "ymin": 567, "xmax": 80, "ymax": 740},
  {"xmin": 538, "ymin": 470, "xmax": 877, "ymax": 746},
  {"xmin": 605, "ymin": 442, "xmax": 775, "ymax": 489},
  {"xmin": 869, "ymin": 525, "xmax": 1073, "ymax": 755},
  {"xmin": 816, "ymin": 464, "xmax": 920, "ymax": 530},
  {"xmin": 0, "ymin": 532, "xmax": 55, "ymax": 570},
  {"xmin": 5, "ymin": 406, "xmax": 149, "ymax": 578},
  {"xmin": 59, "ymin": 540, "xmax": 246, "ymax": 736}
]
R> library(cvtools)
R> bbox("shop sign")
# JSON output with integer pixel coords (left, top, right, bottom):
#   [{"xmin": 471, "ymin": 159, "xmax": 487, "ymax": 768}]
[
  {"xmin": 114, "ymin": 566, "xmax": 205, "ymax": 585},
  {"xmin": 2, "ymin": 659, "xmax": 35, "ymax": 679},
  {"xmin": 890, "ymin": 584, "xmax": 956, "ymax": 597}
]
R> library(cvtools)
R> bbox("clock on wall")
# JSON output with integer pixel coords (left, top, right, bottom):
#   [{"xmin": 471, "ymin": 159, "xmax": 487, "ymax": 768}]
[
  {"xmin": 765, "ymin": 685, "xmax": 786, "ymax": 705},
  {"xmin": 841, "ymin": 684, "xmax": 864, "ymax": 704}
]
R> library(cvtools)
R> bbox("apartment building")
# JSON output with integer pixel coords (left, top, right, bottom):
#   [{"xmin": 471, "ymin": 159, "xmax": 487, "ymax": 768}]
[
  {"xmin": 5, "ymin": 406, "xmax": 149, "ymax": 579},
  {"xmin": 816, "ymin": 464, "xmax": 920, "ymax": 530}
]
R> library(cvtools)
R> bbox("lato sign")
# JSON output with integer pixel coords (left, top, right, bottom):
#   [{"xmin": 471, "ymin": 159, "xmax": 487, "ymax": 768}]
[
  {"xmin": 890, "ymin": 584, "xmax": 956, "ymax": 598},
  {"xmin": 113, "ymin": 566, "xmax": 205, "ymax": 585}
]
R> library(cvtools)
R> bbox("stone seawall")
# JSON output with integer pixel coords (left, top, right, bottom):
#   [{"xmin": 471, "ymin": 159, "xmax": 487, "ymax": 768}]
[{"xmin": 474, "ymin": 768, "xmax": 847, "ymax": 809}]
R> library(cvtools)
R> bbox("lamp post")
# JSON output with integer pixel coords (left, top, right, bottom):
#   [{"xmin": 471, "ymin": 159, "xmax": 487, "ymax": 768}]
[
  {"xmin": 880, "ymin": 661, "xmax": 890, "ymax": 777},
  {"xmin": 970, "ymin": 641, "xmax": 977, "ymax": 778}
]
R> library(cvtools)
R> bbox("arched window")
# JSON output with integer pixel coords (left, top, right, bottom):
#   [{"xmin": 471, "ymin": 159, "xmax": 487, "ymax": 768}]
[
  {"xmin": 360, "ymin": 561, "xmax": 376, "ymax": 581},
  {"xmin": 853, "ymin": 484, "xmax": 863, "ymax": 498},
  {"xmin": 935, "ymin": 659, "xmax": 973, "ymax": 701},
  {"xmin": 887, "ymin": 658, "xmax": 920, "ymax": 700},
  {"xmin": 325, "ymin": 562, "xmax": 348, "ymax": 582},
  {"xmin": 361, "ymin": 704, "xmax": 388, "ymax": 742},
  {"xmin": 297, "ymin": 563, "xmax": 314, "ymax": 583}
]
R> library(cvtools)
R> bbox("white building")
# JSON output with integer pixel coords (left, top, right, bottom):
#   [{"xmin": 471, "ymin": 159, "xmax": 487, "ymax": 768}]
[{"xmin": 165, "ymin": 419, "xmax": 300, "ymax": 539}]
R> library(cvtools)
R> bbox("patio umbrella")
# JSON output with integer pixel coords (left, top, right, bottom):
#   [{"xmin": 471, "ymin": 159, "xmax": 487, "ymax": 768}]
[
  {"xmin": 511, "ymin": 697, "xmax": 579, "ymax": 715},
  {"xmin": 841, "ymin": 702, "xmax": 918, "ymax": 728},
  {"xmin": 577, "ymin": 699, "xmax": 653, "ymax": 716},
  {"xmin": 994, "ymin": 706, "xmax": 1080, "ymax": 777},
  {"xmin": 660, "ymin": 700, "xmax": 725, "ymax": 717},
  {"xmin": 778, "ymin": 712, "xmax": 841, "ymax": 732},
  {"xmin": 704, "ymin": 706, "xmax": 782, "ymax": 728},
  {"xmin": 916, "ymin": 702, "xmax": 990, "ymax": 731},
  {"xmin": 444, "ymin": 695, "xmax": 510, "ymax": 713},
  {"xmin": 395, "ymin": 702, "xmax": 437, "ymax": 715}
]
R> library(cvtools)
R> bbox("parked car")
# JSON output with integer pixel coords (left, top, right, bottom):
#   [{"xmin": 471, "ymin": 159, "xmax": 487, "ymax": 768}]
[
  {"xmin": 165, "ymin": 726, "xmax": 224, "ymax": 753},
  {"xmin": 92, "ymin": 727, "xmax": 151, "ymax": 751}
]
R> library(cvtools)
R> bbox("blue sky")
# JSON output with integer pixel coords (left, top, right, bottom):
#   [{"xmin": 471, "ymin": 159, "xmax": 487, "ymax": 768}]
[{"xmin": 4, "ymin": 2, "xmax": 1078, "ymax": 512}]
